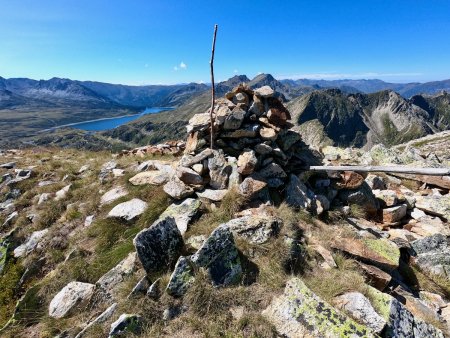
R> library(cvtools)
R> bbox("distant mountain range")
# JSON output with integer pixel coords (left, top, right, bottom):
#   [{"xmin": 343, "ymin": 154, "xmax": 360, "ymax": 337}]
[
  {"xmin": 280, "ymin": 78, "xmax": 450, "ymax": 98},
  {"xmin": 100, "ymin": 82, "xmax": 450, "ymax": 150},
  {"xmin": 287, "ymin": 89, "xmax": 450, "ymax": 149},
  {"xmin": 1, "ymin": 73, "xmax": 450, "ymax": 149}
]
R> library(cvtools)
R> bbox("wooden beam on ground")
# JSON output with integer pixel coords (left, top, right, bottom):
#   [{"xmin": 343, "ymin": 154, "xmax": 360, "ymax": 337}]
[
  {"xmin": 308, "ymin": 165, "xmax": 450, "ymax": 176},
  {"xmin": 389, "ymin": 173, "xmax": 450, "ymax": 190}
]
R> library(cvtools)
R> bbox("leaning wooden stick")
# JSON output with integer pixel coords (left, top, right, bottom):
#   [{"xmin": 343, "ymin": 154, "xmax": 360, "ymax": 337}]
[
  {"xmin": 308, "ymin": 165, "xmax": 450, "ymax": 176},
  {"xmin": 209, "ymin": 24, "xmax": 218, "ymax": 149}
]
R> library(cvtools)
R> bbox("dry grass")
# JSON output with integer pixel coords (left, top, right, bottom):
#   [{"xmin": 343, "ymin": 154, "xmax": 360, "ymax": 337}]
[
  {"xmin": 187, "ymin": 188, "xmax": 247, "ymax": 237},
  {"xmin": 349, "ymin": 203, "xmax": 367, "ymax": 219},
  {"xmin": 303, "ymin": 253, "xmax": 367, "ymax": 302}
]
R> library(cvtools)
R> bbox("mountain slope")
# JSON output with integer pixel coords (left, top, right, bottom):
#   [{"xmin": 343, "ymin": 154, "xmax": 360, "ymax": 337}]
[
  {"xmin": 288, "ymin": 78, "xmax": 450, "ymax": 97},
  {"xmin": 81, "ymin": 81, "xmax": 208, "ymax": 107},
  {"xmin": 287, "ymin": 89, "xmax": 446, "ymax": 148},
  {"xmin": 411, "ymin": 91, "xmax": 450, "ymax": 130}
]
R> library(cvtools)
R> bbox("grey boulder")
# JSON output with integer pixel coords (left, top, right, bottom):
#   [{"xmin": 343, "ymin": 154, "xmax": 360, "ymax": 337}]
[
  {"xmin": 166, "ymin": 256, "xmax": 195, "ymax": 297},
  {"xmin": 191, "ymin": 224, "xmax": 242, "ymax": 286},
  {"xmin": 107, "ymin": 198, "xmax": 148, "ymax": 221},
  {"xmin": 133, "ymin": 217, "xmax": 183, "ymax": 274}
]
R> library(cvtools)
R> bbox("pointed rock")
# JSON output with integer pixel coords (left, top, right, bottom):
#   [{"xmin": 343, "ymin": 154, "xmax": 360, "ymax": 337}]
[
  {"xmin": 49, "ymin": 282, "xmax": 95, "ymax": 318},
  {"xmin": 133, "ymin": 217, "xmax": 183, "ymax": 274},
  {"xmin": 191, "ymin": 225, "xmax": 242, "ymax": 286},
  {"xmin": 166, "ymin": 256, "xmax": 195, "ymax": 297},
  {"xmin": 158, "ymin": 198, "xmax": 201, "ymax": 235}
]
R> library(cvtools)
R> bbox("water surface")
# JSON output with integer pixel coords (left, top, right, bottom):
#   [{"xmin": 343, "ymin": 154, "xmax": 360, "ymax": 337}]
[{"xmin": 69, "ymin": 107, "xmax": 173, "ymax": 131}]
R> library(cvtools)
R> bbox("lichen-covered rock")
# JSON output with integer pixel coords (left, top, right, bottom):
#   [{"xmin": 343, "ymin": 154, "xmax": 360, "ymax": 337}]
[
  {"xmin": 191, "ymin": 224, "xmax": 242, "ymax": 286},
  {"xmin": 147, "ymin": 278, "xmax": 161, "ymax": 300},
  {"xmin": 176, "ymin": 166, "xmax": 203, "ymax": 185},
  {"xmin": 109, "ymin": 314, "xmax": 142, "ymax": 337},
  {"xmin": 107, "ymin": 198, "xmax": 148, "ymax": 221},
  {"xmin": 285, "ymin": 174, "xmax": 315, "ymax": 209},
  {"xmin": 366, "ymin": 287, "xmax": 444, "ymax": 338},
  {"xmin": 13, "ymin": 229, "xmax": 48, "ymax": 258},
  {"xmin": 127, "ymin": 277, "xmax": 150, "ymax": 298},
  {"xmin": 129, "ymin": 170, "xmax": 170, "ymax": 186},
  {"xmin": 224, "ymin": 106, "xmax": 246, "ymax": 130},
  {"xmin": 100, "ymin": 186, "xmax": 128, "ymax": 205},
  {"xmin": 166, "ymin": 256, "xmax": 195, "ymax": 297},
  {"xmin": 208, "ymin": 150, "xmax": 231, "ymax": 189},
  {"xmin": 334, "ymin": 292, "xmax": 386, "ymax": 333},
  {"xmin": 331, "ymin": 237, "xmax": 400, "ymax": 273},
  {"xmin": 262, "ymin": 278, "xmax": 375, "ymax": 337},
  {"xmin": 373, "ymin": 189, "xmax": 399, "ymax": 207},
  {"xmin": 75, "ymin": 303, "xmax": 117, "ymax": 338},
  {"xmin": 382, "ymin": 204, "xmax": 407, "ymax": 223},
  {"xmin": 196, "ymin": 189, "xmax": 228, "ymax": 202},
  {"xmin": 225, "ymin": 216, "xmax": 281, "ymax": 244},
  {"xmin": 97, "ymin": 252, "xmax": 136, "ymax": 296},
  {"xmin": 133, "ymin": 217, "xmax": 183, "ymax": 274},
  {"xmin": 277, "ymin": 129, "xmax": 301, "ymax": 151},
  {"xmin": 163, "ymin": 177, "xmax": 194, "ymax": 200},
  {"xmin": 409, "ymin": 234, "xmax": 450, "ymax": 280},
  {"xmin": 338, "ymin": 182, "xmax": 379, "ymax": 216},
  {"xmin": 158, "ymin": 198, "xmax": 201, "ymax": 235},
  {"xmin": 187, "ymin": 113, "xmax": 211, "ymax": 134},
  {"xmin": 415, "ymin": 194, "xmax": 450, "ymax": 220},
  {"xmin": 49, "ymin": 282, "xmax": 95, "ymax": 318}
]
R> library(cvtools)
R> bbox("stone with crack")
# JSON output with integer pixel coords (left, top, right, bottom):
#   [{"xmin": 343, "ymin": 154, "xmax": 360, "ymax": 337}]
[
  {"xmin": 191, "ymin": 224, "xmax": 242, "ymax": 286},
  {"xmin": 133, "ymin": 217, "xmax": 183, "ymax": 274}
]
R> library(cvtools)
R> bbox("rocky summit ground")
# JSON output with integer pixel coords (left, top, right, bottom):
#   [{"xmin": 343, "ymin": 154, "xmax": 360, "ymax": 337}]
[{"xmin": 1, "ymin": 84, "xmax": 450, "ymax": 338}]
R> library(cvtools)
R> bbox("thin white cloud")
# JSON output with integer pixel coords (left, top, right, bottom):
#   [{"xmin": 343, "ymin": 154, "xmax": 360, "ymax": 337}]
[
  {"xmin": 173, "ymin": 61, "xmax": 187, "ymax": 71},
  {"xmin": 144, "ymin": 64, "xmax": 149, "ymax": 68},
  {"xmin": 233, "ymin": 69, "xmax": 238, "ymax": 74},
  {"xmin": 277, "ymin": 72, "xmax": 423, "ymax": 80}
]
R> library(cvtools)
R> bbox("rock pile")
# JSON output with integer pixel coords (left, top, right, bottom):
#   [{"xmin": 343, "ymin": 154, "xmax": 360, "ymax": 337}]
[
  {"xmin": 119, "ymin": 141, "xmax": 185, "ymax": 157},
  {"xmin": 159, "ymin": 84, "xmax": 320, "ymax": 208}
]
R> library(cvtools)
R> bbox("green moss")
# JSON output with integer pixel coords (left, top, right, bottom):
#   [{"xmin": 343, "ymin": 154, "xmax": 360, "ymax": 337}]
[
  {"xmin": 0, "ymin": 242, "xmax": 8, "ymax": 274},
  {"xmin": 0, "ymin": 260, "xmax": 24, "ymax": 327},
  {"xmin": 365, "ymin": 286, "xmax": 392, "ymax": 321},
  {"xmin": 363, "ymin": 238, "xmax": 400, "ymax": 265}
]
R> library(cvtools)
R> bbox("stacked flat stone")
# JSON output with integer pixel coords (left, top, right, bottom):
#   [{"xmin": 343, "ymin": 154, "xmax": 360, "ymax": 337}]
[{"xmin": 169, "ymin": 84, "xmax": 314, "ymax": 203}]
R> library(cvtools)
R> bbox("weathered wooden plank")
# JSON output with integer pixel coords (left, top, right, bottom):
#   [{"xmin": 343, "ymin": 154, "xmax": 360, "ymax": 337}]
[
  {"xmin": 308, "ymin": 165, "xmax": 450, "ymax": 176},
  {"xmin": 390, "ymin": 173, "xmax": 450, "ymax": 189}
]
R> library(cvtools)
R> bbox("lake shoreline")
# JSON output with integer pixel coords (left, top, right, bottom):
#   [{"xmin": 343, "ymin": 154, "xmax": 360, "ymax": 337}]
[{"xmin": 39, "ymin": 107, "xmax": 174, "ymax": 133}]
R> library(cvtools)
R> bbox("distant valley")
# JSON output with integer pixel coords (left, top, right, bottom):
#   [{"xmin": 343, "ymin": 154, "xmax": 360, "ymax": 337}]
[{"xmin": 1, "ymin": 74, "xmax": 450, "ymax": 150}]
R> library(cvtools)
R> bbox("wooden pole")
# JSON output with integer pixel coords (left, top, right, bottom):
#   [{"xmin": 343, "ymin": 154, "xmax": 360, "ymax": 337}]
[
  {"xmin": 209, "ymin": 24, "xmax": 218, "ymax": 150},
  {"xmin": 307, "ymin": 165, "xmax": 450, "ymax": 176}
]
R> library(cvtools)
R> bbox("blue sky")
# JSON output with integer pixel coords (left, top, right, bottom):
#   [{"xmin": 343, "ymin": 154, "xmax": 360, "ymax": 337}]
[{"xmin": 1, "ymin": 0, "xmax": 449, "ymax": 84}]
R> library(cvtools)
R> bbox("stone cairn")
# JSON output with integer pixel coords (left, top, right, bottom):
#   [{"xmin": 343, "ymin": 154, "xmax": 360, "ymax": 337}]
[
  {"xmin": 119, "ymin": 140, "xmax": 186, "ymax": 157},
  {"xmin": 164, "ymin": 84, "xmax": 321, "ymax": 209}
]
